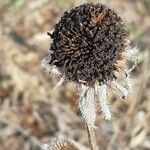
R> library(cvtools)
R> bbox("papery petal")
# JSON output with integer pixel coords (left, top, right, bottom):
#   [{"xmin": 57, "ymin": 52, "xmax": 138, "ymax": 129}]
[
  {"xmin": 96, "ymin": 84, "xmax": 111, "ymax": 120},
  {"xmin": 112, "ymin": 81, "xmax": 128, "ymax": 99},
  {"xmin": 79, "ymin": 85, "xmax": 96, "ymax": 126}
]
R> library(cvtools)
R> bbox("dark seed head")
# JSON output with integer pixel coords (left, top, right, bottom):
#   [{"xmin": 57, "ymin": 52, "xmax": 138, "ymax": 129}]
[{"xmin": 47, "ymin": 3, "xmax": 128, "ymax": 86}]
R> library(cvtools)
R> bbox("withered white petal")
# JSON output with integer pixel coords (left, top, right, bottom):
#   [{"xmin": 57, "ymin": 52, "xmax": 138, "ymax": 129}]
[
  {"xmin": 79, "ymin": 85, "xmax": 96, "ymax": 126},
  {"xmin": 96, "ymin": 84, "xmax": 111, "ymax": 120},
  {"xmin": 42, "ymin": 55, "xmax": 61, "ymax": 75},
  {"xmin": 41, "ymin": 55, "xmax": 51, "ymax": 68},
  {"xmin": 112, "ymin": 81, "xmax": 128, "ymax": 99},
  {"xmin": 53, "ymin": 76, "xmax": 65, "ymax": 90},
  {"xmin": 126, "ymin": 47, "xmax": 139, "ymax": 60},
  {"xmin": 125, "ymin": 75, "xmax": 133, "ymax": 93}
]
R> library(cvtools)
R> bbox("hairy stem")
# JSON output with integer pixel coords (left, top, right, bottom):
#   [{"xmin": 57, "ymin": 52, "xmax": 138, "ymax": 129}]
[{"xmin": 86, "ymin": 124, "xmax": 97, "ymax": 150}]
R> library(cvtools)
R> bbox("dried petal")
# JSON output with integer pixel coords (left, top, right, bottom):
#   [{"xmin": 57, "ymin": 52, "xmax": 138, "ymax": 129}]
[
  {"xmin": 96, "ymin": 84, "xmax": 111, "ymax": 120},
  {"xmin": 79, "ymin": 85, "xmax": 96, "ymax": 126}
]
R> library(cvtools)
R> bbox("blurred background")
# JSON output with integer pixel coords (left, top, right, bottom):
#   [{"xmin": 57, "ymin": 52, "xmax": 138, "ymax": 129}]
[{"xmin": 0, "ymin": 0, "xmax": 149, "ymax": 149}]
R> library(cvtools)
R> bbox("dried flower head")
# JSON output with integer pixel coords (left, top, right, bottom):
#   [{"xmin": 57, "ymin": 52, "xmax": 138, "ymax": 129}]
[
  {"xmin": 42, "ymin": 3, "xmax": 137, "ymax": 126},
  {"xmin": 41, "ymin": 136, "xmax": 79, "ymax": 150},
  {"xmin": 46, "ymin": 3, "xmax": 127, "ymax": 86}
]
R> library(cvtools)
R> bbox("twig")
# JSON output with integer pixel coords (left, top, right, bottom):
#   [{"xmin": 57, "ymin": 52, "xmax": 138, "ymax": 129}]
[{"xmin": 86, "ymin": 124, "xmax": 97, "ymax": 150}]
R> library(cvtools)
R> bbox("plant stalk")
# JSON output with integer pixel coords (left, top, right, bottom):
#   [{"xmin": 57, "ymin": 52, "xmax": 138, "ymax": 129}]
[{"xmin": 86, "ymin": 124, "xmax": 97, "ymax": 150}]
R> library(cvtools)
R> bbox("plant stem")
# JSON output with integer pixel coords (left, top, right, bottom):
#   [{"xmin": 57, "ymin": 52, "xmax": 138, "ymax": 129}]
[{"xmin": 86, "ymin": 124, "xmax": 97, "ymax": 150}]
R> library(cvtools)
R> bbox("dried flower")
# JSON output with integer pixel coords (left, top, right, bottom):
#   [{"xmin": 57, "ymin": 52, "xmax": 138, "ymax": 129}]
[
  {"xmin": 42, "ymin": 3, "xmax": 137, "ymax": 126},
  {"xmin": 41, "ymin": 136, "xmax": 79, "ymax": 150}
]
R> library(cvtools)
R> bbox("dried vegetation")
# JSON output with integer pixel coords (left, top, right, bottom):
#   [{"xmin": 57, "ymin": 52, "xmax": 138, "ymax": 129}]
[{"xmin": 0, "ymin": 0, "xmax": 150, "ymax": 150}]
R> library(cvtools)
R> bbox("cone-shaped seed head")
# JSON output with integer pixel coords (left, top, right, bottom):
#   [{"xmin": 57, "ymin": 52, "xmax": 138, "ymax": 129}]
[{"xmin": 47, "ymin": 3, "xmax": 127, "ymax": 86}]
